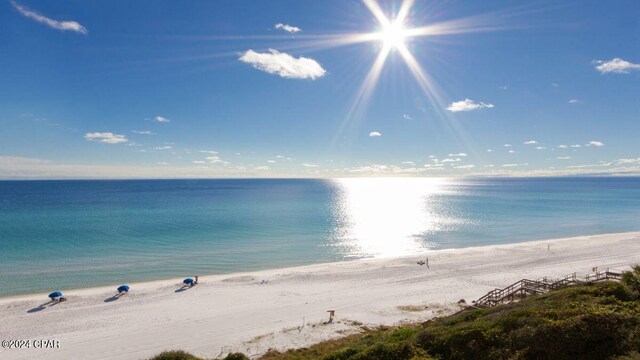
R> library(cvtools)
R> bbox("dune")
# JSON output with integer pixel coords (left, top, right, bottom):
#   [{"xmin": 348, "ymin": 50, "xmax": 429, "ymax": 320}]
[{"xmin": 1, "ymin": 231, "xmax": 639, "ymax": 360}]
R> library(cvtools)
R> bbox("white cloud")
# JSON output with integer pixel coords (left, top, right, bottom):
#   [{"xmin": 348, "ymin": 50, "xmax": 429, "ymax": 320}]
[
  {"xmin": 593, "ymin": 58, "xmax": 640, "ymax": 74},
  {"xmin": 0, "ymin": 156, "xmax": 50, "ymax": 168},
  {"xmin": 486, "ymin": 149, "xmax": 493, "ymax": 152},
  {"xmin": 403, "ymin": 114, "xmax": 413, "ymax": 120},
  {"xmin": 239, "ymin": 49, "xmax": 326, "ymax": 80},
  {"xmin": 132, "ymin": 130, "xmax": 154, "ymax": 135},
  {"xmin": 536, "ymin": 146, "xmax": 546, "ymax": 150},
  {"xmin": 502, "ymin": 163, "xmax": 528, "ymax": 167},
  {"xmin": 558, "ymin": 145, "xmax": 568, "ymax": 148},
  {"xmin": 508, "ymin": 150, "xmax": 515, "ymax": 154},
  {"xmin": 523, "ymin": 140, "xmax": 537, "ymax": 145},
  {"xmin": 192, "ymin": 161, "xmax": 205, "ymax": 164},
  {"xmin": 199, "ymin": 150, "xmax": 218, "ymax": 154},
  {"xmin": 302, "ymin": 163, "xmax": 319, "ymax": 168},
  {"xmin": 618, "ymin": 158, "xmax": 640, "ymax": 164},
  {"xmin": 568, "ymin": 99, "xmax": 581, "ymax": 104},
  {"xmin": 448, "ymin": 153, "xmax": 467, "ymax": 157},
  {"xmin": 504, "ymin": 144, "xmax": 512, "ymax": 147},
  {"xmin": 348, "ymin": 164, "xmax": 434, "ymax": 174},
  {"xmin": 154, "ymin": 146, "xmax": 172, "ymax": 150},
  {"xmin": 570, "ymin": 144, "xmax": 581, "ymax": 148},
  {"xmin": 267, "ymin": 160, "xmax": 276, "ymax": 163},
  {"xmin": 369, "ymin": 131, "xmax": 382, "ymax": 137},
  {"xmin": 154, "ymin": 116, "xmax": 170, "ymax": 123},
  {"xmin": 588, "ymin": 140, "xmax": 604, "ymax": 147},
  {"xmin": 423, "ymin": 163, "xmax": 444, "ymax": 169},
  {"xmin": 446, "ymin": 99, "xmax": 494, "ymax": 112},
  {"xmin": 254, "ymin": 166, "xmax": 270, "ymax": 171},
  {"xmin": 454, "ymin": 164, "xmax": 475, "ymax": 169},
  {"xmin": 84, "ymin": 132, "xmax": 128, "ymax": 144},
  {"xmin": 441, "ymin": 158, "xmax": 461, "ymax": 163},
  {"xmin": 11, "ymin": 1, "xmax": 87, "ymax": 34},
  {"xmin": 557, "ymin": 156, "xmax": 571, "ymax": 160},
  {"xmin": 499, "ymin": 85, "xmax": 508, "ymax": 90},
  {"xmin": 568, "ymin": 162, "xmax": 613, "ymax": 169},
  {"xmin": 206, "ymin": 155, "xmax": 228, "ymax": 165},
  {"xmin": 274, "ymin": 23, "xmax": 301, "ymax": 33}
]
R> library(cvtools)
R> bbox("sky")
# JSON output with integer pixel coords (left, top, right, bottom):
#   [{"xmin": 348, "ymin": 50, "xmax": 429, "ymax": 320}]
[{"xmin": 1, "ymin": 0, "xmax": 639, "ymax": 179}]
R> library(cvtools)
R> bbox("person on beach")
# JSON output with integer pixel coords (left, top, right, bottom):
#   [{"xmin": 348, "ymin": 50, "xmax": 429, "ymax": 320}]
[{"xmin": 195, "ymin": 275, "xmax": 199, "ymax": 284}]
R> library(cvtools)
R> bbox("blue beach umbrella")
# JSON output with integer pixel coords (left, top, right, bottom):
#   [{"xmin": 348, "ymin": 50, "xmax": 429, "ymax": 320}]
[
  {"xmin": 117, "ymin": 285, "xmax": 130, "ymax": 293},
  {"xmin": 183, "ymin": 278, "xmax": 194, "ymax": 285},
  {"xmin": 48, "ymin": 291, "xmax": 62, "ymax": 300}
]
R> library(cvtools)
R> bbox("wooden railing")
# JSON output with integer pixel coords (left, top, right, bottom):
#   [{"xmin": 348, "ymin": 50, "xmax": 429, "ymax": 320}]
[
  {"xmin": 473, "ymin": 269, "xmax": 623, "ymax": 307},
  {"xmin": 585, "ymin": 270, "xmax": 623, "ymax": 282}
]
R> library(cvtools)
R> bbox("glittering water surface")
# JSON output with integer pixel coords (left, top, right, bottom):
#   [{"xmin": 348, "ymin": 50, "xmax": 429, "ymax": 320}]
[{"xmin": 0, "ymin": 177, "xmax": 639, "ymax": 296}]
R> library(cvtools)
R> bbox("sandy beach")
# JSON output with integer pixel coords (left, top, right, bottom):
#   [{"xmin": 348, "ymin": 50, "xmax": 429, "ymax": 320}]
[{"xmin": 1, "ymin": 232, "xmax": 639, "ymax": 360}]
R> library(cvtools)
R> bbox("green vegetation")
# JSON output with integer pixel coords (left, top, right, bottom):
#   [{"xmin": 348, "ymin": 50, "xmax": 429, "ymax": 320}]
[
  {"xmin": 149, "ymin": 350, "xmax": 203, "ymax": 360},
  {"xmin": 623, "ymin": 265, "xmax": 640, "ymax": 295},
  {"xmin": 151, "ymin": 268, "xmax": 640, "ymax": 360},
  {"xmin": 148, "ymin": 351, "xmax": 249, "ymax": 360},
  {"xmin": 261, "ymin": 326, "xmax": 426, "ymax": 360},
  {"xmin": 417, "ymin": 281, "xmax": 640, "ymax": 359}
]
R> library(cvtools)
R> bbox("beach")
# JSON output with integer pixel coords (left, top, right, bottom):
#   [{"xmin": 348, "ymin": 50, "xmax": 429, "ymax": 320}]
[{"xmin": 1, "ymin": 232, "xmax": 639, "ymax": 360}]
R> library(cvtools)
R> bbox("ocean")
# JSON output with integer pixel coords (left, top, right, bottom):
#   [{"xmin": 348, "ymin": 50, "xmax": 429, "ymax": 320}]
[{"xmin": 1, "ymin": 177, "xmax": 639, "ymax": 297}]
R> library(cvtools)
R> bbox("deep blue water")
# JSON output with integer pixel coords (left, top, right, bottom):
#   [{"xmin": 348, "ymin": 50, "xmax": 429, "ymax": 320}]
[{"xmin": 0, "ymin": 177, "xmax": 639, "ymax": 296}]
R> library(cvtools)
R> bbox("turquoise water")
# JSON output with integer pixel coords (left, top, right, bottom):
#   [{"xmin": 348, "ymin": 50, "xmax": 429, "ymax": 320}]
[{"xmin": 0, "ymin": 177, "xmax": 639, "ymax": 296}]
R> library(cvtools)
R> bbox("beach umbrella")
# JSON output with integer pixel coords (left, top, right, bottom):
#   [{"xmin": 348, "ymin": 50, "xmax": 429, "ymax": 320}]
[
  {"xmin": 183, "ymin": 278, "xmax": 194, "ymax": 285},
  {"xmin": 48, "ymin": 291, "xmax": 62, "ymax": 300},
  {"xmin": 117, "ymin": 285, "xmax": 130, "ymax": 293}
]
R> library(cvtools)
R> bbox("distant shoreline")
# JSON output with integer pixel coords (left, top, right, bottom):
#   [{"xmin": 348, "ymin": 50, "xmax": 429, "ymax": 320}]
[
  {"xmin": 0, "ymin": 231, "xmax": 640, "ymax": 305},
  {"xmin": 0, "ymin": 230, "xmax": 637, "ymax": 301}
]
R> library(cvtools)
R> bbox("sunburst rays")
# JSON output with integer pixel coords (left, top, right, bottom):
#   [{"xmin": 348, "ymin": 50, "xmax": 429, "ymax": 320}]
[{"xmin": 169, "ymin": 0, "xmax": 521, "ymax": 153}]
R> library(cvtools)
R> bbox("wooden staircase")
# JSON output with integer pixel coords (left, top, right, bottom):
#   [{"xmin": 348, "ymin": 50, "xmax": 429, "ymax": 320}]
[{"xmin": 473, "ymin": 269, "xmax": 624, "ymax": 307}]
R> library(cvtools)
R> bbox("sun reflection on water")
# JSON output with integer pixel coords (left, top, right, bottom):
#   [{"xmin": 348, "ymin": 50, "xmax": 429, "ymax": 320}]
[{"xmin": 328, "ymin": 177, "xmax": 460, "ymax": 258}]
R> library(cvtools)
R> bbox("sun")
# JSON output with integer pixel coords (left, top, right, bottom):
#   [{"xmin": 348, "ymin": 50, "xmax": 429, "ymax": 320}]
[{"xmin": 379, "ymin": 21, "xmax": 407, "ymax": 49}]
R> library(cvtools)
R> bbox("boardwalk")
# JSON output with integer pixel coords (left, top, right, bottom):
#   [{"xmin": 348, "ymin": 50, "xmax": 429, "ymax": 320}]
[{"xmin": 473, "ymin": 269, "xmax": 624, "ymax": 307}]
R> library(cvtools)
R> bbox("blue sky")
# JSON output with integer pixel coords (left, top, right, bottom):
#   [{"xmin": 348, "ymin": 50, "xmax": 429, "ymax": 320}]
[{"xmin": 1, "ymin": 0, "xmax": 639, "ymax": 178}]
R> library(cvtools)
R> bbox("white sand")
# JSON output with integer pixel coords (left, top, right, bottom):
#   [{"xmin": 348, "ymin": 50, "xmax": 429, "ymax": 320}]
[{"xmin": 1, "ymin": 232, "xmax": 639, "ymax": 360}]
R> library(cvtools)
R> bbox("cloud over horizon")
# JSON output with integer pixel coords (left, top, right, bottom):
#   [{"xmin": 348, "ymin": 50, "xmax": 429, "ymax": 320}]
[
  {"xmin": 369, "ymin": 131, "xmax": 382, "ymax": 137},
  {"xmin": 11, "ymin": 1, "xmax": 87, "ymax": 34},
  {"xmin": 239, "ymin": 49, "xmax": 326, "ymax": 80}
]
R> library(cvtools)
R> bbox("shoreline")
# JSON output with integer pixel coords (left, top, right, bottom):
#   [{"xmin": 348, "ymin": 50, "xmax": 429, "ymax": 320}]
[
  {"xmin": 1, "ymin": 231, "xmax": 639, "ymax": 360},
  {"xmin": 2, "ymin": 230, "xmax": 638, "ymax": 302}
]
